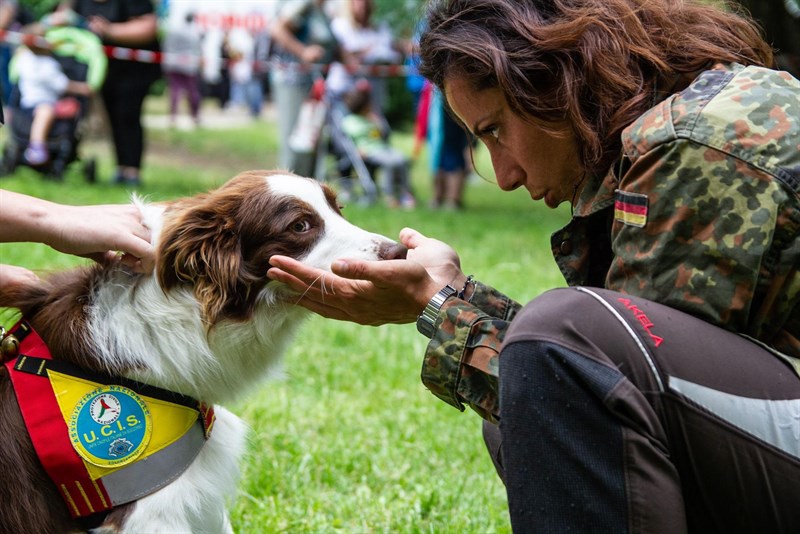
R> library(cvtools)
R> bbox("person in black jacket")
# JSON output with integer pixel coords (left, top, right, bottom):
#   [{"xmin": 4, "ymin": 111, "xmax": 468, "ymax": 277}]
[{"xmin": 52, "ymin": 0, "xmax": 161, "ymax": 186}]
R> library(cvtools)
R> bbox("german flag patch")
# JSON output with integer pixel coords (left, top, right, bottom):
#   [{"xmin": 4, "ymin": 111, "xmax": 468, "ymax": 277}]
[{"xmin": 614, "ymin": 190, "xmax": 648, "ymax": 228}]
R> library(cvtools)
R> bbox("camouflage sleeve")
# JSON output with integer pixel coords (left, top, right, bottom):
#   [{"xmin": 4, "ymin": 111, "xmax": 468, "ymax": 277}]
[
  {"xmin": 609, "ymin": 138, "xmax": 783, "ymax": 332},
  {"xmin": 420, "ymin": 281, "xmax": 522, "ymax": 423}
]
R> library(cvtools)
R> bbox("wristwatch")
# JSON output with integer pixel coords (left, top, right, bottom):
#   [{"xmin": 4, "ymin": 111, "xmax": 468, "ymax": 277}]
[{"xmin": 416, "ymin": 285, "xmax": 457, "ymax": 338}]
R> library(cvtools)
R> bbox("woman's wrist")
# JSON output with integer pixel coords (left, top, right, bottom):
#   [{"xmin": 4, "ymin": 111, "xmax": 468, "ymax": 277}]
[
  {"xmin": 415, "ymin": 284, "xmax": 458, "ymax": 338},
  {"xmin": 447, "ymin": 272, "xmax": 470, "ymax": 298},
  {"xmin": 414, "ymin": 272, "xmax": 470, "ymax": 315},
  {"xmin": 416, "ymin": 278, "xmax": 447, "ymax": 312},
  {"xmin": 414, "ymin": 273, "xmax": 477, "ymax": 337},
  {"xmin": 457, "ymin": 275, "xmax": 475, "ymax": 302}
]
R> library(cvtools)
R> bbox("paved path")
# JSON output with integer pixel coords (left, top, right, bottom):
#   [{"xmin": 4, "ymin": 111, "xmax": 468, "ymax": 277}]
[{"xmin": 143, "ymin": 101, "xmax": 277, "ymax": 130}]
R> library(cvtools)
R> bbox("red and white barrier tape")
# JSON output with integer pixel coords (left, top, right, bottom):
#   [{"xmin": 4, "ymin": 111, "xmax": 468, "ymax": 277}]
[{"xmin": 1, "ymin": 28, "xmax": 414, "ymax": 77}]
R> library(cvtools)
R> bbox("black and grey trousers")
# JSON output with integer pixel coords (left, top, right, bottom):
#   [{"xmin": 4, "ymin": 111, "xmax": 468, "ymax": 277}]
[{"xmin": 483, "ymin": 287, "xmax": 800, "ymax": 533}]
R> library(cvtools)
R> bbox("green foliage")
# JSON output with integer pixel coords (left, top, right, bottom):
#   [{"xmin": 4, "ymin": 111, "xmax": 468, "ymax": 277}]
[
  {"xmin": 18, "ymin": 0, "xmax": 60, "ymax": 21},
  {"xmin": 0, "ymin": 96, "xmax": 570, "ymax": 532},
  {"xmin": 383, "ymin": 75, "xmax": 417, "ymax": 128},
  {"xmin": 373, "ymin": 0, "xmax": 426, "ymax": 39}
]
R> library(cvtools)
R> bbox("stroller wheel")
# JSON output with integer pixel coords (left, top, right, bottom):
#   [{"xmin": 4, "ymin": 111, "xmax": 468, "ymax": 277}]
[
  {"xmin": 0, "ymin": 144, "xmax": 19, "ymax": 177},
  {"xmin": 47, "ymin": 159, "xmax": 66, "ymax": 182},
  {"xmin": 83, "ymin": 158, "xmax": 96, "ymax": 183},
  {"xmin": 0, "ymin": 159, "xmax": 11, "ymax": 177}
]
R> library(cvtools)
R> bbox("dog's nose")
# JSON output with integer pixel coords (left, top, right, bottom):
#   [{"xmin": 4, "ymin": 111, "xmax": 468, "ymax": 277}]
[{"xmin": 378, "ymin": 242, "xmax": 408, "ymax": 260}]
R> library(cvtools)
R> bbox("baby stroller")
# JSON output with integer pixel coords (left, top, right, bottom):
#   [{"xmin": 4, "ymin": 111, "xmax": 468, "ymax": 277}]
[
  {"xmin": 0, "ymin": 26, "xmax": 107, "ymax": 181},
  {"xmin": 289, "ymin": 77, "xmax": 380, "ymax": 205}
]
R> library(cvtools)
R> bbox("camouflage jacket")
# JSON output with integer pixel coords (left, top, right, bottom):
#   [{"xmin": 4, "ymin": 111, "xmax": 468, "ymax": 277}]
[{"xmin": 422, "ymin": 63, "xmax": 800, "ymax": 421}]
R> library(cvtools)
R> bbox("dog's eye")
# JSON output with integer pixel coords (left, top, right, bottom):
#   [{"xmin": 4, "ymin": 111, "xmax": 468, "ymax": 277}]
[{"xmin": 291, "ymin": 219, "xmax": 311, "ymax": 233}]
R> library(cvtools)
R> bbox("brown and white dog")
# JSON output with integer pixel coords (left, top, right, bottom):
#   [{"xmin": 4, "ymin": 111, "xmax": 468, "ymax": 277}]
[{"xmin": 0, "ymin": 171, "xmax": 406, "ymax": 533}]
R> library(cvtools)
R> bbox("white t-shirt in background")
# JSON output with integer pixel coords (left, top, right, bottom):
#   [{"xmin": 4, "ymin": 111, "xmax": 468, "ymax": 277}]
[{"xmin": 16, "ymin": 49, "xmax": 69, "ymax": 109}]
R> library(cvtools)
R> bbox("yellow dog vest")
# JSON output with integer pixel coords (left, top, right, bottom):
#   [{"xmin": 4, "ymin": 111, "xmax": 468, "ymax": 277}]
[{"xmin": 2, "ymin": 321, "xmax": 215, "ymax": 521}]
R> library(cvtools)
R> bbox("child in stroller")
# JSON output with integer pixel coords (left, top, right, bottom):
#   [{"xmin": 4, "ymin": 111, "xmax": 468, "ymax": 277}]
[
  {"xmin": 1, "ymin": 23, "xmax": 106, "ymax": 181},
  {"xmin": 340, "ymin": 79, "xmax": 416, "ymax": 209}
]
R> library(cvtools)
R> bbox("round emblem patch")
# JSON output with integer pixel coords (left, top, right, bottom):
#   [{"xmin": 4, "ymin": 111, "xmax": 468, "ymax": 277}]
[{"xmin": 69, "ymin": 385, "xmax": 152, "ymax": 468}]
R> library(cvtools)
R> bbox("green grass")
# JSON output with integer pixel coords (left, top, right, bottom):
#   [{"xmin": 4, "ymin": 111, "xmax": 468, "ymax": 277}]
[{"xmin": 0, "ymin": 96, "xmax": 570, "ymax": 532}]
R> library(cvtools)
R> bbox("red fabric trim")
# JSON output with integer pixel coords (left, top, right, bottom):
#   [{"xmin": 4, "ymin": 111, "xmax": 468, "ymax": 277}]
[
  {"xmin": 614, "ymin": 199, "xmax": 648, "ymax": 216},
  {"xmin": 4, "ymin": 323, "xmax": 111, "ymax": 518},
  {"xmin": 199, "ymin": 402, "xmax": 216, "ymax": 438}
]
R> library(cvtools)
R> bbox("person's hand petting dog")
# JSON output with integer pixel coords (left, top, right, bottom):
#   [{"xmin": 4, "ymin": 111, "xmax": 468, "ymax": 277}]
[
  {"xmin": 0, "ymin": 264, "xmax": 40, "ymax": 288},
  {"xmin": 0, "ymin": 190, "xmax": 154, "ymax": 283},
  {"xmin": 268, "ymin": 227, "xmax": 467, "ymax": 325}
]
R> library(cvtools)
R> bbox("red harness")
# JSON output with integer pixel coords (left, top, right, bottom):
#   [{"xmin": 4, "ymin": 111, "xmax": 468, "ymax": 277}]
[{"xmin": 1, "ymin": 321, "xmax": 215, "ymax": 519}]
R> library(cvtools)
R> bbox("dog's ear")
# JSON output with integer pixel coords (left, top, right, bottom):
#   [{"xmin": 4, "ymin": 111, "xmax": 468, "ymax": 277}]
[
  {"xmin": 0, "ymin": 275, "xmax": 49, "ymax": 318},
  {"xmin": 157, "ymin": 204, "xmax": 247, "ymax": 327}
]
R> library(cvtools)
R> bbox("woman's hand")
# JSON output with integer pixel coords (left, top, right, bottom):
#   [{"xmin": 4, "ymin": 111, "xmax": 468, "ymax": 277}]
[{"xmin": 267, "ymin": 228, "xmax": 466, "ymax": 325}]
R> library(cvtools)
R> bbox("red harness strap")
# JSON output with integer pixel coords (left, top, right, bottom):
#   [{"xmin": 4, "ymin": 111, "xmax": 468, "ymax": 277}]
[{"xmin": 3, "ymin": 322, "xmax": 112, "ymax": 517}]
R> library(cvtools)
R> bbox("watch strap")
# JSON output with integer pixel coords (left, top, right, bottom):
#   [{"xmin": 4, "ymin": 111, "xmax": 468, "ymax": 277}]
[{"xmin": 416, "ymin": 285, "xmax": 457, "ymax": 338}]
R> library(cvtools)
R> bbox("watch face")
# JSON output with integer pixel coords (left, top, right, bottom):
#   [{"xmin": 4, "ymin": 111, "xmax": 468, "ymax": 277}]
[{"xmin": 416, "ymin": 317, "xmax": 435, "ymax": 338}]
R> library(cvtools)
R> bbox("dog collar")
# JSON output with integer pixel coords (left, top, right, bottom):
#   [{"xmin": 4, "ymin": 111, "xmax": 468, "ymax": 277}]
[{"xmin": 1, "ymin": 321, "xmax": 215, "ymax": 520}]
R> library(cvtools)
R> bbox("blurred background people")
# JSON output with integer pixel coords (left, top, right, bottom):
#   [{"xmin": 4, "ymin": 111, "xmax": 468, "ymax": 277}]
[
  {"xmin": 427, "ymin": 86, "xmax": 469, "ymax": 210},
  {"xmin": 52, "ymin": 0, "xmax": 161, "ymax": 187},
  {"xmin": 341, "ymin": 80, "xmax": 415, "ymax": 209},
  {"xmin": 225, "ymin": 27, "xmax": 262, "ymax": 119},
  {"xmin": 200, "ymin": 28, "xmax": 230, "ymax": 109},
  {"xmin": 269, "ymin": 0, "xmax": 338, "ymax": 176},
  {"xmin": 326, "ymin": 0, "xmax": 405, "ymax": 112},
  {"xmin": 252, "ymin": 27, "xmax": 273, "ymax": 106},
  {"xmin": 0, "ymin": 0, "xmax": 18, "ymax": 107},
  {"xmin": 162, "ymin": 11, "xmax": 202, "ymax": 129},
  {"xmin": 405, "ymin": 18, "xmax": 468, "ymax": 210},
  {"xmin": 11, "ymin": 22, "xmax": 90, "ymax": 165}
]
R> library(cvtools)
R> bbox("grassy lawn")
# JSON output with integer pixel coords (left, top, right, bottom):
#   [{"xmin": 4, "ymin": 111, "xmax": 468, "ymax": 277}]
[{"xmin": 0, "ymin": 94, "xmax": 570, "ymax": 532}]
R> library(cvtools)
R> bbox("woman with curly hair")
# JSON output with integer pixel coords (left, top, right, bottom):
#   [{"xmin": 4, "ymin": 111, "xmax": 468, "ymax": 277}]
[{"xmin": 269, "ymin": 1, "xmax": 800, "ymax": 530}]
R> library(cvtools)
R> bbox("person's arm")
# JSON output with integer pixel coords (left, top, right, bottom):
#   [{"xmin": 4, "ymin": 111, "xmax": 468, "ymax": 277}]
[
  {"xmin": 0, "ymin": 264, "xmax": 39, "ymax": 287},
  {"xmin": 66, "ymin": 80, "xmax": 91, "ymax": 96},
  {"xmin": 269, "ymin": 4, "xmax": 325, "ymax": 64},
  {"xmin": 0, "ymin": 190, "xmax": 154, "ymax": 272},
  {"xmin": 0, "ymin": 0, "xmax": 17, "ymax": 30},
  {"xmin": 607, "ymin": 138, "xmax": 784, "ymax": 334},
  {"xmin": 85, "ymin": 13, "xmax": 157, "ymax": 47},
  {"xmin": 267, "ymin": 227, "xmax": 522, "ymax": 421},
  {"xmin": 420, "ymin": 280, "xmax": 522, "ymax": 422}
]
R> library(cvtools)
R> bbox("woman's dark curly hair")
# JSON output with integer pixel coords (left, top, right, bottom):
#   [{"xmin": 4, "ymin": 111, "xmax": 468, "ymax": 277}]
[{"xmin": 418, "ymin": 0, "xmax": 773, "ymax": 177}]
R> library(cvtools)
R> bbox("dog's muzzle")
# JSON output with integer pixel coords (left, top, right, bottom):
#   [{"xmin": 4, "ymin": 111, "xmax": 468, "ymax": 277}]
[{"xmin": 378, "ymin": 242, "xmax": 408, "ymax": 260}]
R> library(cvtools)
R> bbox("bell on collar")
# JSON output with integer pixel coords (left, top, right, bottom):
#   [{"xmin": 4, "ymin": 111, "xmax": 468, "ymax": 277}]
[{"xmin": 0, "ymin": 327, "xmax": 20, "ymax": 360}]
